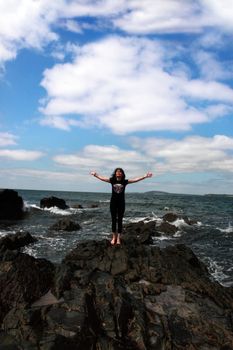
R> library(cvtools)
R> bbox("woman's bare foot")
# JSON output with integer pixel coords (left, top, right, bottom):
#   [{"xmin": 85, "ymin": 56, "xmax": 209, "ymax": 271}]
[
  {"xmin": 111, "ymin": 234, "xmax": 117, "ymax": 245},
  {"xmin": 116, "ymin": 234, "xmax": 121, "ymax": 245}
]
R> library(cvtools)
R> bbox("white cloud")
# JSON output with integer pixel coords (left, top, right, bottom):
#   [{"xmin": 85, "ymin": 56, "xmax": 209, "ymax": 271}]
[
  {"xmin": 0, "ymin": 167, "xmax": 87, "ymax": 191},
  {"xmin": 53, "ymin": 144, "xmax": 153, "ymax": 176},
  {"xmin": 40, "ymin": 36, "xmax": 233, "ymax": 134},
  {"xmin": 0, "ymin": 132, "xmax": 18, "ymax": 147},
  {"xmin": 114, "ymin": 0, "xmax": 233, "ymax": 34},
  {"xmin": 204, "ymin": 104, "xmax": 233, "ymax": 120},
  {"xmin": 114, "ymin": 0, "xmax": 204, "ymax": 34},
  {"xmin": 193, "ymin": 50, "xmax": 232, "ymax": 81},
  {"xmin": 202, "ymin": 0, "xmax": 233, "ymax": 31},
  {"xmin": 1, "ymin": 0, "xmax": 233, "ymax": 67},
  {"xmin": 40, "ymin": 115, "xmax": 82, "ymax": 131},
  {"xmin": 0, "ymin": 149, "xmax": 45, "ymax": 161},
  {"xmin": 0, "ymin": 0, "xmax": 58, "ymax": 64},
  {"xmin": 180, "ymin": 79, "xmax": 233, "ymax": 102},
  {"xmin": 131, "ymin": 134, "xmax": 233, "ymax": 174},
  {"xmin": 60, "ymin": 19, "xmax": 83, "ymax": 34},
  {"xmin": 0, "ymin": 167, "xmax": 78, "ymax": 181},
  {"xmin": 53, "ymin": 134, "xmax": 233, "ymax": 178}
]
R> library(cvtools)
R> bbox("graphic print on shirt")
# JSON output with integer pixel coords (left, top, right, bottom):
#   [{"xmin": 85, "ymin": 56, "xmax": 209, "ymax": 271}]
[{"xmin": 113, "ymin": 183, "xmax": 124, "ymax": 194}]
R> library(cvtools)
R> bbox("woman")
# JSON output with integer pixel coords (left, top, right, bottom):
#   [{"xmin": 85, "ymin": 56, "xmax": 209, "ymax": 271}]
[{"xmin": 91, "ymin": 168, "xmax": 152, "ymax": 245}]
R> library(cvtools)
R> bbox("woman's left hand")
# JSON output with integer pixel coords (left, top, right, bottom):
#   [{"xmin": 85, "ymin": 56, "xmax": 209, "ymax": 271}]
[{"xmin": 146, "ymin": 172, "xmax": 153, "ymax": 178}]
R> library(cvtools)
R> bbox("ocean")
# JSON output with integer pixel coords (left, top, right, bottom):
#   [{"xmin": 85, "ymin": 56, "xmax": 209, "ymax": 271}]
[{"xmin": 0, "ymin": 189, "xmax": 233, "ymax": 287}]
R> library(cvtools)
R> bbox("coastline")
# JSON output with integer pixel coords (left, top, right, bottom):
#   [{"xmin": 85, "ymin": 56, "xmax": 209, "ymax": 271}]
[{"xmin": 0, "ymin": 231, "xmax": 233, "ymax": 349}]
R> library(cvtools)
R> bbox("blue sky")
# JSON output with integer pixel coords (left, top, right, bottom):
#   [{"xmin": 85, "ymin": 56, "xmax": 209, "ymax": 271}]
[{"xmin": 1, "ymin": 0, "xmax": 233, "ymax": 194}]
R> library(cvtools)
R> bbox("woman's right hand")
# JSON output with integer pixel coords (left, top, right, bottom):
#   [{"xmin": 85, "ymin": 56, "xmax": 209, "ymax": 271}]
[{"xmin": 90, "ymin": 171, "xmax": 97, "ymax": 176}]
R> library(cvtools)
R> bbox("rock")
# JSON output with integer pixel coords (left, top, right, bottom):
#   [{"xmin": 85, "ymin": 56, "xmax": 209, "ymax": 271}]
[
  {"xmin": 162, "ymin": 212, "xmax": 179, "ymax": 222},
  {"xmin": 40, "ymin": 196, "xmax": 69, "ymax": 210},
  {"xmin": 163, "ymin": 212, "xmax": 198, "ymax": 225},
  {"xmin": 72, "ymin": 204, "xmax": 83, "ymax": 209},
  {"xmin": 0, "ymin": 232, "xmax": 37, "ymax": 253},
  {"xmin": 0, "ymin": 189, "xmax": 24, "ymax": 220},
  {"xmin": 156, "ymin": 221, "xmax": 178, "ymax": 235},
  {"xmin": 0, "ymin": 235, "xmax": 233, "ymax": 349},
  {"xmin": 89, "ymin": 203, "xmax": 98, "ymax": 208},
  {"xmin": 0, "ymin": 332, "xmax": 21, "ymax": 350},
  {"xmin": 123, "ymin": 221, "xmax": 156, "ymax": 244},
  {"xmin": 0, "ymin": 252, "xmax": 54, "ymax": 323},
  {"xmin": 50, "ymin": 218, "xmax": 81, "ymax": 231}
]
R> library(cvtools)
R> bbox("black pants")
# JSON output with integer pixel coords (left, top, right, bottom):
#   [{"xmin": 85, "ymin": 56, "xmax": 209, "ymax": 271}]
[{"xmin": 110, "ymin": 199, "xmax": 125, "ymax": 234}]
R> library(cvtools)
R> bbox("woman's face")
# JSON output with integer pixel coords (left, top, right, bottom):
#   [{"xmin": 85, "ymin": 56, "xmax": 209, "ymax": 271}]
[{"xmin": 115, "ymin": 169, "xmax": 123, "ymax": 178}]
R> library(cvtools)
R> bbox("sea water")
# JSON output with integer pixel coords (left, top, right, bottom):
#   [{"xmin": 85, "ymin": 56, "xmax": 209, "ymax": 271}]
[{"xmin": 0, "ymin": 189, "xmax": 233, "ymax": 287}]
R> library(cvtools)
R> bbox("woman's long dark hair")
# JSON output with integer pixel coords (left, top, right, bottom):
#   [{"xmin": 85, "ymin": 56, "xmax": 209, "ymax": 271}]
[{"xmin": 110, "ymin": 168, "xmax": 126, "ymax": 182}]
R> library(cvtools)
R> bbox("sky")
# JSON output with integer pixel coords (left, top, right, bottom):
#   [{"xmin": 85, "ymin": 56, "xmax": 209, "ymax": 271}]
[{"xmin": 1, "ymin": 0, "xmax": 233, "ymax": 194}]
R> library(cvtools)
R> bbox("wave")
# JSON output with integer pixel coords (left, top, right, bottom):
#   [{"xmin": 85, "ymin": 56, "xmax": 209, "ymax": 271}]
[
  {"xmin": 152, "ymin": 235, "xmax": 176, "ymax": 242},
  {"xmin": 125, "ymin": 216, "xmax": 157, "ymax": 224},
  {"xmin": 206, "ymin": 257, "xmax": 231, "ymax": 286},
  {"xmin": 218, "ymin": 223, "xmax": 233, "ymax": 233}
]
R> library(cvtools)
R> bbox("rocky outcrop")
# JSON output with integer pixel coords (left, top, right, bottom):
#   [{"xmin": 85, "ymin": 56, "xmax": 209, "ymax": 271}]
[
  {"xmin": 156, "ymin": 221, "xmax": 178, "ymax": 235},
  {"xmin": 124, "ymin": 221, "xmax": 155, "ymax": 243},
  {"xmin": 0, "ymin": 231, "xmax": 37, "ymax": 252},
  {"xmin": 0, "ymin": 232, "xmax": 233, "ymax": 349},
  {"xmin": 163, "ymin": 212, "xmax": 197, "ymax": 225},
  {"xmin": 50, "ymin": 218, "xmax": 81, "ymax": 231},
  {"xmin": 72, "ymin": 204, "xmax": 83, "ymax": 209},
  {"xmin": 0, "ymin": 189, "xmax": 24, "ymax": 220},
  {"xmin": 40, "ymin": 196, "xmax": 69, "ymax": 210}
]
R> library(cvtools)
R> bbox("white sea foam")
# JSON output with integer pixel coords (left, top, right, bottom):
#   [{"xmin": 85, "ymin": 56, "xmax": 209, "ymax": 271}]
[
  {"xmin": 152, "ymin": 235, "xmax": 175, "ymax": 242},
  {"xmin": 0, "ymin": 230, "xmax": 17, "ymax": 237},
  {"xmin": 196, "ymin": 221, "xmax": 202, "ymax": 226},
  {"xmin": 23, "ymin": 246, "xmax": 38, "ymax": 258},
  {"xmin": 173, "ymin": 230, "xmax": 182, "ymax": 237},
  {"xmin": 126, "ymin": 216, "xmax": 148, "ymax": 223},
  {"xmin": 172, "ymin": 218, "xmax": 202, "ymax": 229},
  {"xmin": 152, "ymin": 211, "xmax": 160, "ymax": 220},
  {"xmin": 23, "ymin": 200, "xmax": 31, "ymax": 210},
  {"xmin": 172, "ymin": 218, "xmax": 189, "ymax": 228},
  {"xmin": 28, "ymin": 204, "xmax": 81, "ymax": 215},
  {"xmin": 206, "ymin": 257, "xmax": 230, "ymax": 286},
  {"xmin": 218, "ymin": 223, "xmax": 233, "ymax": 233},
  {"xmin": 0, "ymin": 231, "xmax": 8, "ymax": 238},
  {"xmin": 126, "ymin": 216, "xmax": 157, "ymax": 224},
  {"xmin": 30, "ymin": 204, "xmax": 43, "ymax": 210},
  {"xmin": 43, "ymin": 206, "xmax": 74, "ymax": 216}
]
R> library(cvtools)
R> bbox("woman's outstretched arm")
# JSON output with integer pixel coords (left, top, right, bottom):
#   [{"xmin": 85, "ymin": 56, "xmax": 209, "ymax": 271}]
[
  {"xmin": 90, "ymin": 171, "xmax": 110, "ymax": 183},
  {"xmin": 128, "ymin": 172, "xmax": 152, "ymax": 184}
]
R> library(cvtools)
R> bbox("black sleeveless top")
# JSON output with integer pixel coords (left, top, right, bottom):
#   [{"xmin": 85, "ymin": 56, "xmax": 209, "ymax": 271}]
[{"xmin": 110, "ymin": 178, "xmax": 128, "ymax": 201}]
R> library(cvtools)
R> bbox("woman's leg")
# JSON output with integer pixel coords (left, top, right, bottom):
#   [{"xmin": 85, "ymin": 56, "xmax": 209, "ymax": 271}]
[
  {"xmin": 116, "ymin": 201, "xmax": 125, "ymax": 244},
  {"xmin": 110, "ymin": 201, "xmax": 117, "ymax": 244}
]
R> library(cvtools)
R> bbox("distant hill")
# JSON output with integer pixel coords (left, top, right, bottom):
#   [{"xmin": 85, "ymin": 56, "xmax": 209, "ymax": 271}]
[{"xmin": 204, "ymin": 194, "xmax": 233, "ymax": 197}]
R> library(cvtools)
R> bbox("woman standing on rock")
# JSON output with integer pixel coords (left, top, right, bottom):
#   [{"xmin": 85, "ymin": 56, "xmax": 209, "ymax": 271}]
[{"xmin": 91, "ymin": 168, "xmax": 152, "ymax": 245}]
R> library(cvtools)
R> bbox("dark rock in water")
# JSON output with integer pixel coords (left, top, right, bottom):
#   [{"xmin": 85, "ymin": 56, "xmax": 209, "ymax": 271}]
[
  {"xmin": 123, "ymin": 221, "xmax": 156, "ymax": 244},
  {"xmin": 40, "ymin": 196, "xmax": 69, "ymax": 210},
  {"xmin": 163, "ymin": 212, "xmax": 197, "ymax": 225},
  {"xmin": 72, "ymin": 204, "xmax": 83, "ymax": 209},
  {"xmin": 50, "ymin": 218, "xmax": 81, "ymax": 231},
  {"xmin": 156, "ymin": 221, "xmax": 178, "ymax": 235},
  {"xmin": 163, "ymin": 212, "xmax": 179, "ymax": 222},
  {"xmin": 0, "ymin": 231, "xmax": 37, "ymax": 252},
  {"xmin": 89, "ymin": 203, "xmax": 98, "ymax": 208},
  {"xmin": 0, "ymin": 189, "xmax": 24, "ymax": 220},
  {"xmin": 0, "ymin": 236, "xmax": 233, "ymax": 349}
]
